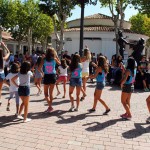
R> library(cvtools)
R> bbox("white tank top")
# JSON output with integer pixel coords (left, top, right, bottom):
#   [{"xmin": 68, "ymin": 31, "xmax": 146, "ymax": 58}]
[
  {"xmin": 82, "ymin": 60, "xmax": 89, "ymax": 73},
  {"xmin": 58, "ymin": 66, "xmax": 68, "ymax": 76}
]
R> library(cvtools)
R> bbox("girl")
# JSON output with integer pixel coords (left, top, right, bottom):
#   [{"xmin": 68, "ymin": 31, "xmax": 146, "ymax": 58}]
[
  {"xmin": 12, "ymin": 61, "xmax": 33, "ymax": 122},
  {"xmin": 56, "ymin": 59, "xmax": 68, "ymax": 98},
  {"xmin": 69, "ymin": 54, "xmax": 82, "ymax": 111},
  {"xmin": 5, "ymin": 63, "xmax": 20, "ymax": 115},
  {"xmin": 89, "ymin": 56, "xmax": 110, "ymax": 115},
  {"xmin": 40, "ymin": 48, "xmax": 60, "ymax": 113},
  {"xmin": 0, "ymin": 42, "xmax": 10, "ymax": 106},
  {"xmin": 80, "ymin": 49, "xmax": 91, "ymax": 101},
  {"xmin": 34, "ymin": 56, "xmax": 43, "ymax": 95},
  {"xmin": 120, "ymin": 58, "xmax": 136, "ymax": 119}
]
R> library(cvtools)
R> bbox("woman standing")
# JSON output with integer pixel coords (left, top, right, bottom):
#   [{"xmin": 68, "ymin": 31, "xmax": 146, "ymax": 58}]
[
  {"xmin": 0, "ymin": 42, "xmax": 10, "ymax": 106},
  {"xmin": 40, "ymin": 48, "xmax": 60, "ymax": 113},
  {"xmin": 80, "ymin": 48, "xmax": 91, "ymax": 101},
  {"xmin": 120, "ymin": 58, "xmax": 136, "ymax": 119}
]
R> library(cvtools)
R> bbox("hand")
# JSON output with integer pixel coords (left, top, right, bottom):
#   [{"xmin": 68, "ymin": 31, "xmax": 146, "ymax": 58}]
[
  {"xmin": 120, "ymin": 83, "xmax": 124, "ymax": 89},
  {"xmin": 0, "ymin": 42, "xmax": 5, "ymax": 47}
]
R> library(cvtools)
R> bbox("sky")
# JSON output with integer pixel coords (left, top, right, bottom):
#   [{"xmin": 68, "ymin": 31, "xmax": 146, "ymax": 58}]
[{"xmin": 67, "ymin": 1, "xmax": 139, "ymax": 22}]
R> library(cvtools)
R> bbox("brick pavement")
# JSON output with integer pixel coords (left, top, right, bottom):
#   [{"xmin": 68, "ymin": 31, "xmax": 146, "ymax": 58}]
[{"xmin": 0, "ymin": 83, "xmax": 149, "ymax": 150}]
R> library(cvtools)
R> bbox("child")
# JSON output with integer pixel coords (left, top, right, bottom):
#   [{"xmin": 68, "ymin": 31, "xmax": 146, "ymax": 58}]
[
  {"xmin": 12, "ymin": 61, "xmax": 33, "ymax": 122},
  {"xmin": 34, "ymin": 56, "xmax": 43, "ymax": 95},
  {"xmin": 146, "ymin": 95, "xmax": 150, "ymax": 123},
  {"xmin": 89, "ymin": 56, "xmax": 110, "ymax": 115},
  {"xmin": 120, "ymin": 58, "xmax": 136, "ymax": 119},
  {"xmin": 69, "ymin": 54, "xmax": 82, "ymax": 111},
  {"xmin": 5, "ymin": 63, "xmax": 20, "ymax": 115},
  {"xmin": 80, "ymin": 49, "xmax": 91, "ymax": 101},
  {"xmin": 40, "ymin": 48, "xmax": 60, "ymax": 113},
  {"xmin": 56, "ymin": 59, "xmax": 68, "ymax": 98},
  {"xmin": 0, "ymin": 42, "xmax": 10, "ymax": 106}
]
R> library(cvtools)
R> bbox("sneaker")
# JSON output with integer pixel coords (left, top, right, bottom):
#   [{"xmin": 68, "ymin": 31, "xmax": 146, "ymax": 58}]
[
  {"xmin": 146, "ymin": 116, "xmax": 150, "ymax": 123},
  {"xmin": 47, "ymin": 107, "xmax": 54, "ymax": 113},
  {"xmin": 120, "ymin": 113, "xmax": 127, "ymax": 118},
  {"xmin": 23, "ymin": 118, "xmax": 32, "ymax": 123},
  {"xmin": 103, "ymin": 109, "xmax": 111, "ymax": 115},
  {"xmin": 17, "ymin": 115, "xmax": 24, "ymax": 120},
  {"xmin": 69, "ymin": 106, "xmax": 75, "ymax": 112},
  {"xmin": 122, "ymin": 113, "xmax": 132, "ymax": 119},
  {"xmin": 88, "ymin": 108, "xmax": 96, "ymax": 112},
  {"xmin": 74, "ymin": 108, "xmax": 78, "ymax": 111},
  {"xmin": 144, "ymin": 88, "xmax": 150, "ymax": 92},
  {"xmin": 6, "ymin": 106, "xmax": 10, "ymax": 111}
]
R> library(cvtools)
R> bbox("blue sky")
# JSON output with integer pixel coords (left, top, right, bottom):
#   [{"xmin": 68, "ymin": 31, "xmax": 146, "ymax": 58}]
[{"xmin": 67, "ymin": 1, "xmax": 138, "ymax": 21}]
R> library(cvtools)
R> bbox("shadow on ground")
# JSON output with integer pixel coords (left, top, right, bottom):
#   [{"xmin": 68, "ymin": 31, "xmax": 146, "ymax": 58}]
[
  {"xmin": 122, "ymin": 123, "xmax": 150, "ymax": 139},
  {"xmin": 82, "ymin": 118, "xmax": 123, "ymax": 131}
]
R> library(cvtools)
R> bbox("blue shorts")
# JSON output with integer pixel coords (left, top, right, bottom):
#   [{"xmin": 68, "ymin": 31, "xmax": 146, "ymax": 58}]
[
  {"xmin": 70, "ymin": 78, "xmax": 82, "ymax": 87},
  {"xmin": 18, "ymin": 86, "xmax": 30, "ymax": 96},
  {"xmin": 96, "ymin": 82, "xmax": 105, "ymax": 90},
  {"xmin": 0, "ymin": 73, "xmax": 5, "ymax": 82}
]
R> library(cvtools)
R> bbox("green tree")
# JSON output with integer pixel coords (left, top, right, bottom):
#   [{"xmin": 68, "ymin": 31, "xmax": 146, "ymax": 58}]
[
  {"xmin": 39, "ymin": 0, "xmax": 76, "ymax": 52},
  {"xmin": 131, "ymin": 0, "xmax": 150, "ymax": 16},
  {"xmin": 32, "ymin": 13, "xmax": 54, "ymax": 51}
]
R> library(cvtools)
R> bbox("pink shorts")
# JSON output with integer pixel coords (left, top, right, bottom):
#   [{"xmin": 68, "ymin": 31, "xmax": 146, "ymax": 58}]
[{"xmin": 57, "ymin": 76, "xmax": 68, "ymax": 82}]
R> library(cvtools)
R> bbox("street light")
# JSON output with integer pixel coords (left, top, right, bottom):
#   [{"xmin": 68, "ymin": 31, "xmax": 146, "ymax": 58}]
[{"xmin": 77, "ymin": 0, "xmax": 98, "ymax": 56}]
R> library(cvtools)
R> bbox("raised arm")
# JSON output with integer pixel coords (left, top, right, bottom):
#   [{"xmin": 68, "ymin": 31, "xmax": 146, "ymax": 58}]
[{"xmin": 1, "ymin": 42, "xmax": 10, "ymax": 60}]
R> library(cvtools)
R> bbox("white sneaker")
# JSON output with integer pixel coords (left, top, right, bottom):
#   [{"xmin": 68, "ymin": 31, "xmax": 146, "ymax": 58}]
[
  {"xmin": 24, "ymin": 118, "xmax": 32, "ymax": 123},
  {"xmin": 17, "ymin": 115, "xmax": 24, "ymax": 120},
  {"xmin": 146, "ymin": 116, "xmax": 150, "ymax": 123}
]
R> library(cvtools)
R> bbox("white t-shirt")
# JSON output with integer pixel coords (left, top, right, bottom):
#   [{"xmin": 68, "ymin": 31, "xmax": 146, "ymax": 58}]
[
  {"xmin": 18, "ymin": 71, "xmax": 33, "ymax": 86},
  {"xmin": 6, "ymin": 73, "xmax": 19, "ymax": 92},
  {"xmin": 58, "ymin": 66, "xmax": 68, "ymax": 76},
  {"xmin": 82, "ymin": 60, "xmax": 89, "ymax": 73}
]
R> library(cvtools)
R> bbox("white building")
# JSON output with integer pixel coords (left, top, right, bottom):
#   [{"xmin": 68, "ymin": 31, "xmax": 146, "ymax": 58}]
[{"xmin": 51, "ymin": 13, "xmax": 149, "ymax": 60}]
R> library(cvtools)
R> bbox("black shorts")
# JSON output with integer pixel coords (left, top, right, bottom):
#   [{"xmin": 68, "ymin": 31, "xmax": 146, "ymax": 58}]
[
  {"xmin": 122, "ymin": 84, "xmax": 134, "ymax": 93},
  {"xmin": 18, "ymin": 86, "xmax": 30, "ymax": 96},
  {"xmin": 43, "ymin": 74, "xmax": 56, "ymax": 85}
]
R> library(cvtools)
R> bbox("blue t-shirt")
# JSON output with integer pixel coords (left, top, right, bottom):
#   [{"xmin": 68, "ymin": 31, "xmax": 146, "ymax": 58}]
[
  {"xmin": 71, "ymin": 64, "xmax": 82, "ymax": 78},
  {"xmin": 43, "ymin": 59, "xmax": 56, "ymax": 74},
  {"xmin": 125, "ymin": 69, "xmax": 136, "ymax": 84},
  {"xmin": 96, "ymin": 70, "xmax": 105, "ymax": 83}
]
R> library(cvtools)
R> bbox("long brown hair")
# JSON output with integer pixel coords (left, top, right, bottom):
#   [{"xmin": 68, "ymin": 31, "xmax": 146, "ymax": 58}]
[
  {"xmin": 70, "ymin": 54, "xmax": 81, "ymax": 72},
  {"xmin": 61, "ymin": 59, "xmax": 67, "ymax": 69},
  {"xmin": 98, "ymin": 56, "xmax": 109, "ymax": 73},
  {"xmin": 0, "ymin": 48, "xmax": 3, "ymax": 69},
  {"xmin": 45, "ymin": 47, "xmax": 56, "ymax": 62}
]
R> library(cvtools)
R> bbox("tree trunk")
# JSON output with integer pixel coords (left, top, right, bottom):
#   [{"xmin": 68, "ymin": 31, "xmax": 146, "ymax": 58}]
[{"xmin": 27, "ymin": 28, "xmax": 32, "ymax": 55}]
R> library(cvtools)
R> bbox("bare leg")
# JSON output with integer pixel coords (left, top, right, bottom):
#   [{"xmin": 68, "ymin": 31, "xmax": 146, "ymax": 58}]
[
  {"xmin": 146, "ymin": 96, "xmax": 150, "ymax": 113},
  {"xmin": 76, "ymin": 86, "xmax": 81, "ymax": 109},
  {"xmin": 69, "ymin": 86, "xmax": 75, "ymax": 107}
]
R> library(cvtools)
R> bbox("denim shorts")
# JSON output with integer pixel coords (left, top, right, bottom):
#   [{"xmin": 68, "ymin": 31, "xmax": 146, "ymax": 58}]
[
  {"xmin": 70, "ymin": 78, "xmax": 82, "ymax": 87},
  {"xmin": 0, "ymin": 73, "xmax": 5, "ymax": 82},
  {"xmin": 18, "ymin": 86, "xmax": 30, "ymax": 96},
  {"xmin": 122, "ymin": 84, "xmax": 134, "ymax": 93},
  {"xmin": 43, "ymin": 74, "xmax": 56, "ymax": 85},
  {"xmin": 96, "ymin": 82, "xmax": 105, "ymax": 90}
]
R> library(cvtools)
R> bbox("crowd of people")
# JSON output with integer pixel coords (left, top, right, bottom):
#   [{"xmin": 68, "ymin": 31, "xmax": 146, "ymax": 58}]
[{"xmin": 0, "ymin": 41, "xmax": 150, "ymax": 123}]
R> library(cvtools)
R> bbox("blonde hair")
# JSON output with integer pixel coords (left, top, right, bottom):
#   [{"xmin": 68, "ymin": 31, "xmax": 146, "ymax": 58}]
[{"xmin": 83, "ymin": 48, "xmax": 91, "ymax": 61}]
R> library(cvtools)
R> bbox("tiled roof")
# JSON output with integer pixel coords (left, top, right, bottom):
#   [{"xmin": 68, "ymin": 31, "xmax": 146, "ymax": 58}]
[
  {"xmin": 2, "ymin": 31, "xmax": 13, "ymax": 40},
  {"xmin": 84, "ymin": 13, "xmax": 111, "ymax": 19},
  {"xmin": 65, "ymin": 26, "xmax": 135, "ymax": 33}
]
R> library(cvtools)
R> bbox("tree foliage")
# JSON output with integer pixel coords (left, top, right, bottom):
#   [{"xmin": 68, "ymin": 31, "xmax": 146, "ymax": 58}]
[{"xmin": 130, "ymin": 13, "xmax": 150, "ymax": 37}]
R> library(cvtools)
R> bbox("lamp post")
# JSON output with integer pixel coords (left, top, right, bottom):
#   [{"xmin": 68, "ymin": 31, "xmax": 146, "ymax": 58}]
[{"xmin": 77, "ymin": 0, "xmax": 98, "ymax": 56}]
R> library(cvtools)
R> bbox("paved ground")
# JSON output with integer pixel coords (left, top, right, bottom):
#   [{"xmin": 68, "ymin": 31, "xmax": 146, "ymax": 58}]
[{"xmin": 0, "ymin": 82, "xmax": 150, "ymax": 150}]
